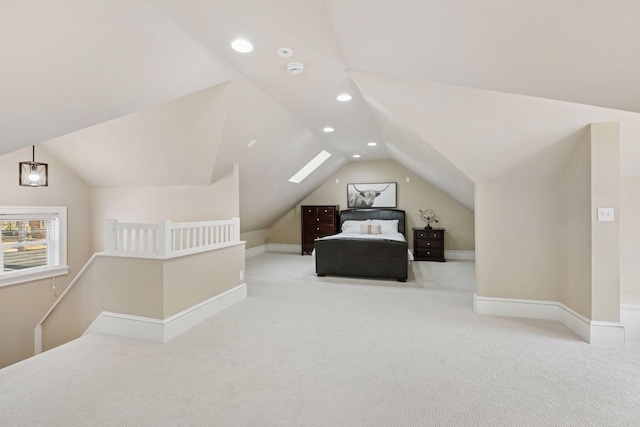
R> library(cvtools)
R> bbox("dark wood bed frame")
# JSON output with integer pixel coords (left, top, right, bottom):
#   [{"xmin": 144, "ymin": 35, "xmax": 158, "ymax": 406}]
[{"xmin": 314, "ymin": 209, "xmax": 408, "ymax": 282}]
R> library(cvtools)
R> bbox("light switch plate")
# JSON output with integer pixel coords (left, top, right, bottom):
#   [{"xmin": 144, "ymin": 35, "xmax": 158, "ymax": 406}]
[{"xmin": 597, "ymin": 207, "xmax": 614, "ymax": 222}]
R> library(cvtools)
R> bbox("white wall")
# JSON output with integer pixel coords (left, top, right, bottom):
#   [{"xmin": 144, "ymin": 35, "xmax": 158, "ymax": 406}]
[
  {"xmin": 475, "ymin": 180, "xmax": 559, "ymax": 300},
  {"xmin": 557, "ymin": 131, "xmax": 592, "ymax": 318},
  {"xmin": 589, "ymin": 122, "xmax": 620, "ymax": 322},
  {"xmin": 620, "ymin": 177, "xmax": 640, "ymax": 304},
  {"xmin": 476, "ymin": 122, "xmax": 622, "ymax": 324}
]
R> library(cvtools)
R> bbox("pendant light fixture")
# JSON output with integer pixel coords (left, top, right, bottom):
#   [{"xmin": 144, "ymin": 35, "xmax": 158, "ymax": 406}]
[{"xmin": 19, "ymin": 145, "xmax": 48, "ymax": 187}]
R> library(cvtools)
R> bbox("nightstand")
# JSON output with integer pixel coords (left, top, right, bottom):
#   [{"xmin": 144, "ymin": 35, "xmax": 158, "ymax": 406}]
[{"xmin": 413, "ymin": 228, "xmax": 445, "ymax": 262}]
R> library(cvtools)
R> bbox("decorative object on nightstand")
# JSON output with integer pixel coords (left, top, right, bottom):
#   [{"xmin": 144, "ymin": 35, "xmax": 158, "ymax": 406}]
[
  {"xmin": 419, "ymin": 209, "xmax": 438, "ymax": 229},
  {"xmin": 413, "ymin": 227, "xmax": 445, "ymax": 262},
  {"xmin": 301, "ymin": 205, "xmax": 339, "ymax": 255}
]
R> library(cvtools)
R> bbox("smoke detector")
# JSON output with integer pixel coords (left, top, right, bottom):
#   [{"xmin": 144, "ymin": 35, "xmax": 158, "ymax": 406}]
[{"xmin": 287, "ymin": 62, "xmax": 304, "ymax": 75}]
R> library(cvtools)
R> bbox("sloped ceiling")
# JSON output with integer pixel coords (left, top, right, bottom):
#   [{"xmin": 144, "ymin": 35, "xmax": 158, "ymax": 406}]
[
  {"xmin": 3, "ymin": 0, "xmax": 640, "ymax": 231},
  {"xmin": 41, "ymin": 82, "xmax": 233, "ymax": 187},
  {"xmin": 0, "ymin": 0, "xmax": 233, "ymax": 155}
]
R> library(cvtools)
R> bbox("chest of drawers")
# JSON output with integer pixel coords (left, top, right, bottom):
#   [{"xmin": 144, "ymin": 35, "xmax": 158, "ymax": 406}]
[
  {"xmin": 413, "ymin": 228, "xmax": 445, "ymax": 262},
  {"xmin": 301, "ymin": 205, "xmax": 339, "ymax": 255}
]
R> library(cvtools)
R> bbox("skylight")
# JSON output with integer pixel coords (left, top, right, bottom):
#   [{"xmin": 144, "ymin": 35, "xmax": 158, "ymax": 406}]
[{"xmin": 288, "ymin": 150, "xmax": 331, "ymax": 184}]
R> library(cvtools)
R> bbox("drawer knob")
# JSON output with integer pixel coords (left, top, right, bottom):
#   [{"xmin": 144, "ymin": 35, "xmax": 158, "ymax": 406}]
[{"xmin": 317, "ymin": 227, "xmax": 320, "ymax": 231}]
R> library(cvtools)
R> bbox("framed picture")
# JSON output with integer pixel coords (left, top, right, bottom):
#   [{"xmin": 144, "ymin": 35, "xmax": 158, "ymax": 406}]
[{"xmin": 347, "ymin": 182, "xmax": 397, "ymax": 208}]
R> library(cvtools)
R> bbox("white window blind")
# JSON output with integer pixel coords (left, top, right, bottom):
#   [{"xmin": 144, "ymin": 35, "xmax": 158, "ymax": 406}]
[{"xmin": 0, "ymin": 207, "xmax": 68, "ymax": 287}]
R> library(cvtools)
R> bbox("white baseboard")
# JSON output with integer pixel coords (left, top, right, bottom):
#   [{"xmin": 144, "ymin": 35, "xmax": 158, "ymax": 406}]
[
  {"xmin": 245, "ymin": 245, "xmax": 266, "ymax": 258},
  {"xmin": 246, "ymin": 244, "xmax": 300, "ymax": 258},
  {"xmin": 85, "ymin": 283, "xmax": 247, "ymax": 343},
  {"xmin": 267, "ymin": 243, "xmax": 299, "ymax": 254},
  {"xmin": 444, "ymin": 250, "xmax": 476, "ymax": 261},
  {"xmin": 474, "ymin": 294, "xmax": 625, "ymax": 346},
  {"xmin": 621, "ymin": 304, "xmax": 640, "ymax": 341}
]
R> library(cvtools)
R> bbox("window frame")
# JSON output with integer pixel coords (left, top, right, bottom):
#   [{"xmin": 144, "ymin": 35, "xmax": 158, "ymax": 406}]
[{"xmin": 0, "ymin": 206, "xmax": 68, "ymax": 287}]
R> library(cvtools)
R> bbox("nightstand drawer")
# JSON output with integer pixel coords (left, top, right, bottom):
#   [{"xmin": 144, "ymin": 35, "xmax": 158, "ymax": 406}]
[
  {"xmin": 414, "ymin": 230, "xmax": 442, "ymax": 240},
  {"xmin": 415, "ymin": 239, "xmax": 441, "ymax": 248},
  {"xmin": 415, "ymin": 248, "xmax": 443, "ymax": 258}
]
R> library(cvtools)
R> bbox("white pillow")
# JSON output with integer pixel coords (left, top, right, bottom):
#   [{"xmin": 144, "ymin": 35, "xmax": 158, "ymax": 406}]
[
  {"xmin": 359, "ymin": 224, "xmax": 381, "ymax": 235},
  {"xmin": 341, "ymin": 220, "xmax": 370, "ymax": 233},
  {"xmin": 370, "ymin": 219, "xmax": 399, "ymax": 234}
]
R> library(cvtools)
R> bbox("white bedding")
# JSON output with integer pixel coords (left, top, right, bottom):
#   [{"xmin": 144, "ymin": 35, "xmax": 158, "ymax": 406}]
[{"xmin": 315, "ymin": 232, "xmax": 407, "ymax": 243}]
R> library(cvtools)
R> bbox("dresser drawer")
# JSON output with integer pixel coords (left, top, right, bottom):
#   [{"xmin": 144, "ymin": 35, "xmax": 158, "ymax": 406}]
[
  {"xmin": 304, "ymin": 224, "xmax": 336, "ymax": 235},
  {"xmin": 303, "ymin": 214, "xmax": 336, "ymax": 225},
  {"xmin": 317, "ymin": 207, "xmax": 335, "ymax": 215},
  {"xmin": 303, "ymin": 206, "xmax": 336, "ymax": 215}
]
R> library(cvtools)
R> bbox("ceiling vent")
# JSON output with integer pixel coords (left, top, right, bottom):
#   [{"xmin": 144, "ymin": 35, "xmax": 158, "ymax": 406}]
[
  {"xmin": 276, "ymin": 47, "xmax": 294, "ymax": 58},
  {"xmin": 287, "ymin": 62, "xmax": 304, "ymax": 75}
]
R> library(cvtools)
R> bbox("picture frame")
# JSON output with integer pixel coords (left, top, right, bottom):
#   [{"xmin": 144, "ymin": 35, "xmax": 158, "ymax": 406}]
[{"xmin": 347, "ymin": 182, "xmax": 397, "ymax": 208}]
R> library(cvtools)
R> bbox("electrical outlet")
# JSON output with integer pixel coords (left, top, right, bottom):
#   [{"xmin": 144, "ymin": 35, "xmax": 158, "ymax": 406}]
[
  {"xmin": 597, "ymin": 207, "xmax": 614, "ymax": 222},
  {"xmin": 240, "ymin": 270, "xmax": 244, "ymax": 280}
]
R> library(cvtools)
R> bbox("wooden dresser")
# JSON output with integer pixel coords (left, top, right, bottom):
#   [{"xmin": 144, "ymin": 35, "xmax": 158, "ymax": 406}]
[
  {"xmin": 413, "ymin": 228, "xmax": 445, "ymax": 262},
  {"xmin": 301, "ymin": 205, "xmax": 339, "ymax": 255}
]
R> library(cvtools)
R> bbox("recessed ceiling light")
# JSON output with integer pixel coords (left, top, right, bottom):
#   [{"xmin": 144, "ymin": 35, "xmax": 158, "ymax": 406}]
[
  {"xmin": 276, "ymin": 47, "xmax": 294, "ymax": 58},
  {"xmin": 336, "ymin": 94, "xmax": 352, "ymax": 102},
  {"xmin": 352, "ymin": 154, "xmax": 361, "ymax": 158},
  {"xmin": 323, "ymin": 127, "xmax": 335, "ymax": 133},
  {"xmin": 367, "ymin": 142, "xmax": 377, "ymax": 146},
  {"xmin": 231, "ymin": 39, "xmax": 253, "ymax": 53}
]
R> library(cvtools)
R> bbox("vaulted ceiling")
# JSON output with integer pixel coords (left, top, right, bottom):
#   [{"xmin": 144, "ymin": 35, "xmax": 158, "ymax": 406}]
[{"xmin": 3, "ymin": 1, "xmax": 640, "ymax": 232}]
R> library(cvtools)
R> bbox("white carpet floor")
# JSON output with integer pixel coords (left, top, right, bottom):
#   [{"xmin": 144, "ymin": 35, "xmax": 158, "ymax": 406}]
[{"xmin": 1, "ymin": 253, "xmax": 640, "ymax": 426}]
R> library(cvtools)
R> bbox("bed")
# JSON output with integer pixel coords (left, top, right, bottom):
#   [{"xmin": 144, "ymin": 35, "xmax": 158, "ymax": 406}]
[{"xmin": 314, "ymin": 209, "xmax": 409, "ymax": 282}]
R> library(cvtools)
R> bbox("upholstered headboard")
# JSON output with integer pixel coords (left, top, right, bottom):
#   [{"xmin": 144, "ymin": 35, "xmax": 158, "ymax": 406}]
[{"xmin": 339, "ymin": 209, "xmax": 406, "ymax": 236}]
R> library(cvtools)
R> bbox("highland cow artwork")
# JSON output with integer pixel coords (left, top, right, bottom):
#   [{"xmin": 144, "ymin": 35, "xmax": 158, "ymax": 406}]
[{"xmin": 347, "ymin": 182, "xmax": 397, "ymax": 208}]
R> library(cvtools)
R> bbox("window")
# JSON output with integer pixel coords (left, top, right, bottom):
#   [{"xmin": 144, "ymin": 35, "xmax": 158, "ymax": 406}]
[{"xmin": 0, "ymin": 207, "xmax": 68, "ymax": 287}]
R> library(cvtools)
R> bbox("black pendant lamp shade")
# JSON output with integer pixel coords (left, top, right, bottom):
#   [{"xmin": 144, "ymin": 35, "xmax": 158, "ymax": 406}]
[{"xmin": 19, "ymin": 145, "xmax": 48, "ymax": 187}]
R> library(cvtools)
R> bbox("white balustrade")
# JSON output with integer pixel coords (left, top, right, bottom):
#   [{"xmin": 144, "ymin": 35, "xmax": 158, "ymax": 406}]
[{"xmin": 104, "ymin": 217, "xmax": 241, "ymax": 258}]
